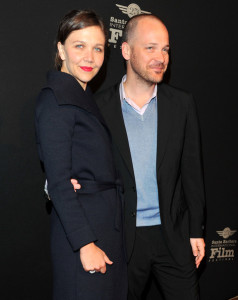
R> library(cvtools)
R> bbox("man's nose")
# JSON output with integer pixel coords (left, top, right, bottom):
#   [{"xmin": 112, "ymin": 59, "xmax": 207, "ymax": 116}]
[{"xmin": 155, "ymin": 50, "xmax": 166, "ymax": 63}]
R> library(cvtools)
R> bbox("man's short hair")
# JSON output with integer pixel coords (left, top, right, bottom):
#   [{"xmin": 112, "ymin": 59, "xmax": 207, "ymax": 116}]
[{"xmin": 122, "ymin": 14, "xmax": 165, "ymax": 44}]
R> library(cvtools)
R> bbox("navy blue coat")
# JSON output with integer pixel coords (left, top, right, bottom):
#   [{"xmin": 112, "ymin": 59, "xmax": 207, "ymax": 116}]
[{"xmin": 35, "ymin": 72, "xmax": 127, "ymax": 300}]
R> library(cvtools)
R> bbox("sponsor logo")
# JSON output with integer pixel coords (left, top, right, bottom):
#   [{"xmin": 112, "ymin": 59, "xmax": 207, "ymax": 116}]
[
  {"xmin": 216, "ymin": 227, "xmax": 236, "ymax": 239},
  {"xmin": 209, "ymin": 227, "xmax": 237, "ymax": 262},
  {"xmin": 116, "ymin": 3, "xmax": 150, "ymax": 18},
  {"xmin": 108, "ymin": 3, "xmax": 151, "ymax": 48}
]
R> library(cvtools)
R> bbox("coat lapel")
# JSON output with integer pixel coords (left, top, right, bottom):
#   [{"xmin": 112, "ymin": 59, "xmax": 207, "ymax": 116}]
[
  {"xmin": 96, "ymin": 84, "xmax": 135, "ymax": 179},
  {"xmin": 46, "ymin": 71, "xmax": 107, "ymax": 126},
  {"xmin": 156, "ymin": 83, "xmax": 173, "ymax": 173}
]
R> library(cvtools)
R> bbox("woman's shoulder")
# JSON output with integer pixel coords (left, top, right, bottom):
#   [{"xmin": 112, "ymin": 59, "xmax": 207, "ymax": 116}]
[{"xmin": 36, "ymin": 87, "xmax": 57, "ymax": 111}]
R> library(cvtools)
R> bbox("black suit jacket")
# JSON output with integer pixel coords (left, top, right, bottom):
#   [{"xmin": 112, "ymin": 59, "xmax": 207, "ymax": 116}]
[{"xmin": 95, "ymin": 82, "xmax": 205, "ymax": 265}]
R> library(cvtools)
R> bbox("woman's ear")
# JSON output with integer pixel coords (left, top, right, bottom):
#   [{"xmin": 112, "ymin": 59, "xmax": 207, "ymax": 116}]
[{"xmin": 57, "ymin": 42, "xmax": 65, "ymax": 61}]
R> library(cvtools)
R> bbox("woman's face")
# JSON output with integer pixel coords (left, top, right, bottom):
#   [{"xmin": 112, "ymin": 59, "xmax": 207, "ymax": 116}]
[{"xmin": 58, "ymin": 26, "xmax": 105, "ymax": 90}]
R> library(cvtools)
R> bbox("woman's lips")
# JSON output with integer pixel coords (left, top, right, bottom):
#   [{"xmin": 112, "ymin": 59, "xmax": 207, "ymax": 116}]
[{"xmin": 80, "ymin": 66, "xmax": 93, "ymax": 72}]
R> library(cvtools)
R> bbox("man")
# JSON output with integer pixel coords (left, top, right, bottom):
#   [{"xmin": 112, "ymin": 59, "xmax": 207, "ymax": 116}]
[{"xmin": 72, "ymin": 14, "xmax": 205, "ymax": 299}]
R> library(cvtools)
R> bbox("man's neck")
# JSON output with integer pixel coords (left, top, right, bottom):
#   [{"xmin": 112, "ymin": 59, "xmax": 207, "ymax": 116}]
[{"xmin": 123, "ymin": 74, "xmax": 156, "ymax": 108}]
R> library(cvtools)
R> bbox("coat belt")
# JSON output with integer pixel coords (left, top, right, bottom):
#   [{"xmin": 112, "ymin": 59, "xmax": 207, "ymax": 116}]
[{"xmin": 76, "ymin": 178, "xmax": 124, "ymax": 231}]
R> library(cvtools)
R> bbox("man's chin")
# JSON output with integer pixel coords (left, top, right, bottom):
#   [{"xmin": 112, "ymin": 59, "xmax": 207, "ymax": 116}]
[
  {"xmin": 148, "ymin": 71, "xmax": 165, "ymax": 83},
  {"xmin": 150, "ymin": 76, "xmax": 164, "ymax": 84}
]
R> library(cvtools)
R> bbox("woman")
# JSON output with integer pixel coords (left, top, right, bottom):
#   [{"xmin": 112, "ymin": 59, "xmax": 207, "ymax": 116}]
[{"xmin": 35, "ymin": 10, "xmax": 127, "ymax": 300}]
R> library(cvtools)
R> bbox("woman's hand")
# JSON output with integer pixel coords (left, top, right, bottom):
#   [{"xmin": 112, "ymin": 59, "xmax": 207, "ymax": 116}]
[
  {"xmin": 80, "ymin": 242, "xmax": 113, "ymax": 274},
  {"xmin": 71, "ymin": 179, "xmax": 81, "ymax": 191}
]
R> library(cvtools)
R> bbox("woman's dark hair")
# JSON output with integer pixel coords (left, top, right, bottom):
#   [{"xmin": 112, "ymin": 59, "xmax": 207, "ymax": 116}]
[{"xmin": 55, "ymin": 9, "xmax": 107, "ymax": 70}]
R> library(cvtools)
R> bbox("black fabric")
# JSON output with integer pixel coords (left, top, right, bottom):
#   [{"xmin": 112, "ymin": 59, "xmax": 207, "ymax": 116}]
[
  {"xmin": 128, "ymin": 226, "xmax": 199, "ymax": 300},
  {"xmin": 95, "ymin": 82, "xmax": 205, "ymax": 266},
  {"xmin": 75, "ymin": 178, "xmax": 124, "ymax": 231},
  {"xmin": 35, "ymin": 72, "xmax": 127, "ymax": 299}
]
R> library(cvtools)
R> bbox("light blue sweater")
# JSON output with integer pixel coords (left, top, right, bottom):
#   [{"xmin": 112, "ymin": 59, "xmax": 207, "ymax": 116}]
[{"xmin": 122, "ymin": 98, "xmax": 161, "ymax": 226}]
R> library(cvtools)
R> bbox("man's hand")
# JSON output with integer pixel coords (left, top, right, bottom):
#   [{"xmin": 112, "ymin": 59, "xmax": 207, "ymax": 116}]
[
  {"xmin": 190, "ymin": 238, "xmax": 205, "ymax": 268},
  {"xmin": 71, "ymin": 179, "xmax": 81, "ymax": 192},
  {"xmin": 80, "ymin": 242, "xmax": 113, "ymax": 274}
]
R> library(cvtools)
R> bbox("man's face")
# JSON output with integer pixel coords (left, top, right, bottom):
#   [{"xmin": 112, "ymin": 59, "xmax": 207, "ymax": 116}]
[{"xmin": 126, "ymin": 17, "xmax": 170, "ymax": 84}]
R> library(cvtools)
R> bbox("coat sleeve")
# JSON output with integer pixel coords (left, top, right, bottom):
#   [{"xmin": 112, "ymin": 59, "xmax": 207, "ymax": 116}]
[
  {"xmin": 181, "ymin": 94, "xmax": 205, "ymax": 238},
  {"xmin": 35, "ymin": 88, "xmax": 97, "ymax": 251}
]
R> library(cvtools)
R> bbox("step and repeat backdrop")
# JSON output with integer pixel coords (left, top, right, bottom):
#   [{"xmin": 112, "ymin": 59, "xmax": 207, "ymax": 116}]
[{"xmin": 0, "ymin": 0, "xmax": 237, "ymax": 299}]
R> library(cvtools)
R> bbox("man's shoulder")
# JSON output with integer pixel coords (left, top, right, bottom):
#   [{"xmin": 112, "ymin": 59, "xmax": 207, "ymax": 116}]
[
  {"xmin": 158, "ymin": 83, "xmax": 194, "ymax": 111},
  {"xmin": 94, "ymin": 81, "xmax": 193, "ymax": 109},
  {"xmin": 159, "ymin": 82, "xmax": 192, "ymax": 99},
  {"xmin": 95, "ymin": 83, "xmax": 120, "ymax": 109}
]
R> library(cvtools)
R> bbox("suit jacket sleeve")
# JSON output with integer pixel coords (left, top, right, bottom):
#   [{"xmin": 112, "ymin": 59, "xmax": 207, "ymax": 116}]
[
  {"xmin": 181, "ymin": 95, "xmax": 205, "ymax": 238},
  {"xmin": 35, "ymin": 88, "xmax": 97, "ymax": 251}
]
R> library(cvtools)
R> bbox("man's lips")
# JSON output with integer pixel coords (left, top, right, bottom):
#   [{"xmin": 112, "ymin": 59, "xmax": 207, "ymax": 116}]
[
  {"xmin": 150, "ymin": 64, "xmax": 164, "ymax": 70},
  {"xmin": 80, "ymin": 66, "xmax": 93, "ymax": 72},
  {"xmin": 149, "ymin": 64, "xmax": 165, "ymax": 73},
  {"xmin": 150, "ymin": 63, "xmax": 165, "ymax": 70}
]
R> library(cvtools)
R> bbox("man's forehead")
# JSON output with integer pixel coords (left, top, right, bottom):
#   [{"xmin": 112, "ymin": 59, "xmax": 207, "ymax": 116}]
[
  {"xmin": 136, "ymin": 16, "xmax": 165, "ymax": 26},
  {"xmin": 133, "ymin": 21, "xmax": 168, "ymax": 40},
  {"xmin": 132, "ymin": 18, "xmax": 167, "ymax": 36}
]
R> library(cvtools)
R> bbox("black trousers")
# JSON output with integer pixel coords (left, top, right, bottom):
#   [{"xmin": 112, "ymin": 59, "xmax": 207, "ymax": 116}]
[{"xmin": 127, "ymin": 225, "xmax": 199, "ymax": 300}]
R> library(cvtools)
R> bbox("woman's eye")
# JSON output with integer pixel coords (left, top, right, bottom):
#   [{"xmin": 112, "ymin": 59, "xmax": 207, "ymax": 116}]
[
  {"xmin": 95, "ymin": 47, "xmax": 103, "ymax": 52},
  {"xmin": 76, "ymin": 44, "xmax": 83, "ymax": 49}
]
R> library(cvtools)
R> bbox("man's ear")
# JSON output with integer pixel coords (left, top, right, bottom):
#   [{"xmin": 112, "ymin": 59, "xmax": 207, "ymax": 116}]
[
  {"xmin": 57, "ymin": 42, "xmax": 66, "ymax": 61},
  {"xmin": 121, "ymin": 42, "xmax": 131, "ymax": 61}
]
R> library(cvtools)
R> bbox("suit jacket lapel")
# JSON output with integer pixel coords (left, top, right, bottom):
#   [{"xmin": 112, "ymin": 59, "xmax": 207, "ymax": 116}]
[
  {"xmin": 97, "ymin": 84, "xmax": 135, "ymax": 179},
  {"xmin": 97, "ymin": 82, "xmax": 174, "ymax": 180},
  {"xmin": 157, "ymin": 83, "xmax": 173, "ymax": 173}
]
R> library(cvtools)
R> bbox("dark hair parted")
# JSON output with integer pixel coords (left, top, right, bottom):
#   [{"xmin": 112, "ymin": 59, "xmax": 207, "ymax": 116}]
[
  {"xmin": 122, "ymin": 13, "xmax": 164, "ymax": 44},
  {"xmin": 55, "ymin": 9, "xmax": 107, "ymax": 70}
]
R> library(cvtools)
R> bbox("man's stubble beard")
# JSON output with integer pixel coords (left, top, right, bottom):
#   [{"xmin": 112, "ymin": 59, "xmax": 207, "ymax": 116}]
[{"xmin": 130, "ymin": 53, "xmax": 166, "ymax": 86}]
